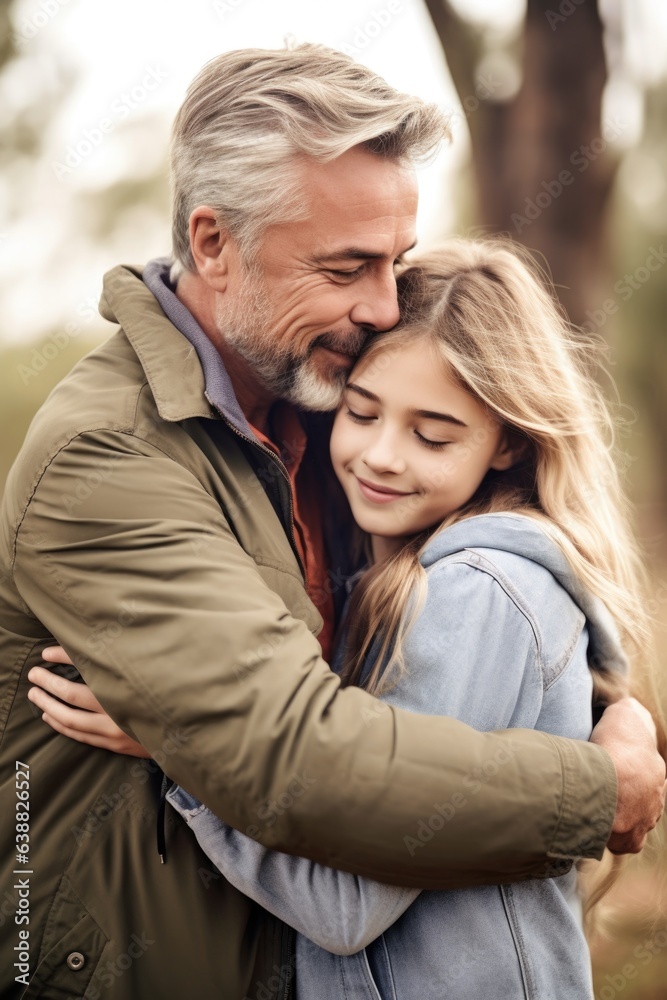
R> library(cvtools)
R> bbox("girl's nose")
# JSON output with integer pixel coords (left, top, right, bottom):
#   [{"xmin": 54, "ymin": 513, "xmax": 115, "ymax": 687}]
[{"xmin": 361, "ymin": 431, "xmax": 407, "ymax": 476}]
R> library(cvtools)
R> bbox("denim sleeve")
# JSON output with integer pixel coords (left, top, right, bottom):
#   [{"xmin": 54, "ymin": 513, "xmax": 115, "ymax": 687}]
[
  {"xmin": 167, "ymin": 784, "xmax": 419, "ymax": 955},
  {"xmin": 167, "ymin": 558, "xmax": 543, "ymax": 953}
]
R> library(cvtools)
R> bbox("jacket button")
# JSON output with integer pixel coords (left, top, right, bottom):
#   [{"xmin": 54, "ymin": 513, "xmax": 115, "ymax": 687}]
[{"xmin": 66, "ymin": 952, "xmax": 86, "ymax": 971}]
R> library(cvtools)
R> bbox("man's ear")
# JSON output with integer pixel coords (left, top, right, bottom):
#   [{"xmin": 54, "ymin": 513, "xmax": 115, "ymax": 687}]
[
  {"xmin": 489, "ymin": 429, "xmax": 529, "ymax": 472},
  {"xmin": 189, "ymin": 206, "xmax": 233, "ymax": 291}
]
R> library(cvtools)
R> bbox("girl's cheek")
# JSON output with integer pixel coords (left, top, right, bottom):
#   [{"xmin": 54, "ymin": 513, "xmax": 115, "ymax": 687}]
[
  {"xmin": 329, "ymin": 416, "xmax": 344, "ymax": 460},
  {"xmin": 329, "ymin": 420, "xmax": 356, "ymax": 474}
]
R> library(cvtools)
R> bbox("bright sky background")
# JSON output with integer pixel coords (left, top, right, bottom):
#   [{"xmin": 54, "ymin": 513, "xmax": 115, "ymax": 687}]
[{"xmin": 1, "ymin": 0, "xmax": 665, "ymax": 345}]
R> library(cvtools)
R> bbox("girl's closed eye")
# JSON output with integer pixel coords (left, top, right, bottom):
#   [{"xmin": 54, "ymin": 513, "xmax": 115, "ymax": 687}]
[
  {"xmin": 415, "ymin": 431, "xmax": 451, "ymax": 450},
  {"xmin": 345, "ymin": 407, "xmax": 375, "ymax": 423}
]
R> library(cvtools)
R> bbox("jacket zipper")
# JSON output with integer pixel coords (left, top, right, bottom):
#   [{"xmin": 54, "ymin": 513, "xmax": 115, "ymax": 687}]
[
  {"xmin": 210, "ymin": 405, "xmax": 305, "ymax": 579},
  {"xmin": 210, "ymin": 408, "xmax": 299, "ymax": 1000}
]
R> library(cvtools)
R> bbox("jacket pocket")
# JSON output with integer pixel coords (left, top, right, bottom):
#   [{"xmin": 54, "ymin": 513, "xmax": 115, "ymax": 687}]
[{"xmin": 21, "ymin": 874, "xmax": 108, "ymax": 999}]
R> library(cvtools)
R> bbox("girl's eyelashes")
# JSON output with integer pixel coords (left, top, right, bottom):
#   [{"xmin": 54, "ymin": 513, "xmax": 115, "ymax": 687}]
[
  {"xmin": 415, "ymin": 431, "xmax": 451, "ymax": 450},
  {"xmin": 345, "ymin": 407, "xmax": 452, "ymax": 450},
  {"xmin": 345, "ymin": 407, "xmax": 375, "ymax": 423}
]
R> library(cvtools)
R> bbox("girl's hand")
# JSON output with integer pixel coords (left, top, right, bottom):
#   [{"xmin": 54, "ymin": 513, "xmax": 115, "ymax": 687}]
[{"xmin": 27, "ymin": 647, "xmax": 151, "ymax": 758}]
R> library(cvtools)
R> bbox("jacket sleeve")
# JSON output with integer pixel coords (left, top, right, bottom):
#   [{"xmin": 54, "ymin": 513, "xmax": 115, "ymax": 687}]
[
  {"xmin": 12, "ymin": 431, "xmax": 618, "ymax": 889},
  {"xmin": 164, "ymin": 557, "xmax": 551, "ymax": 954}
]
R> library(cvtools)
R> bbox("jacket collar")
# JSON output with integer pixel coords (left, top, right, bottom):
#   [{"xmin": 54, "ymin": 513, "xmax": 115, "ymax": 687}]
[
  {"xmin": 99, "ymin": 261, "xmax": 346, "ymax": 453},
  {"xmin": 99, "ymin": 261, "xmax": 360, "ymax": 591},
  {"xmin": 141, "ymin": 258, "xmax": 257, "ymax": 438},
  {"xmin": 99, "ymin": 263, "xmax": 218, "ymax": 424}
]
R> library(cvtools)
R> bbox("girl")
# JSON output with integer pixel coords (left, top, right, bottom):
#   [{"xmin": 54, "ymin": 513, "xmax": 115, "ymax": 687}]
[{"xmin": 30, "ymin": 240, "xmax": 664, "ymax": 999}]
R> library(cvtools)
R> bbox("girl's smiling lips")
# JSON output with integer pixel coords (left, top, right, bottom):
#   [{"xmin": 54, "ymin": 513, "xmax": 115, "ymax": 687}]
[{"xmin": 354, "ymin": 475, "xmax": 416, "ymax": 504}]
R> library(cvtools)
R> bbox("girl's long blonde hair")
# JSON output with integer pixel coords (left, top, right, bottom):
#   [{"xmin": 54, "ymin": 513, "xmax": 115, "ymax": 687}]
[
  {"xmin": 338, "ymin": 237, "xmax": 665, "ymax": 752},
  {"xmin": 337, "ymin": 238, "xmax": 666, "ymax": 926}
]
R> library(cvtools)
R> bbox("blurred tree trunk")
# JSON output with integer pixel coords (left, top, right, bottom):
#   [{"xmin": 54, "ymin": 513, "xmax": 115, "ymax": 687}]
[{"xmin": 425, "ymin": 0, "xmax": 617, "ymax": 329}]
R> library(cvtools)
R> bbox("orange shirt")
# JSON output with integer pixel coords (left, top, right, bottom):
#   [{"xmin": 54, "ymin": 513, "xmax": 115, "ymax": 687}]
[{"xmin": 248, "ymin": 404, "xmax": 335, "ymax": 661}]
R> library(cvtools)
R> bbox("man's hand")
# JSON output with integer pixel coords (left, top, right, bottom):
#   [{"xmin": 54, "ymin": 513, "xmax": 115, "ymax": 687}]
[{"xmin": 591, "ymin": 697, "xmax": 666, "ymax": 854}]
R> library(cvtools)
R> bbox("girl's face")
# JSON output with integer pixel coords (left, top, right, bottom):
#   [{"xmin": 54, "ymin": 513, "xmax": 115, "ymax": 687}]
[{"xmin": 330, "ymin": 339, "xmax": 515, "ymax": 543}]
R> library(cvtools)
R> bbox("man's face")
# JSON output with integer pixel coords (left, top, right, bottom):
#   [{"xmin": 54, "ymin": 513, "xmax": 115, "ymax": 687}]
[{"xmin": 217, "ymin": 146, "xmax": 418, "ymax": 411}]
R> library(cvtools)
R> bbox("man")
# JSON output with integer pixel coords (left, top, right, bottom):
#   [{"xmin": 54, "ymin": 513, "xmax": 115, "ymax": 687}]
[{"xmin": 0, "ymin": 44, "xmax": 664, "ymax": 1000}]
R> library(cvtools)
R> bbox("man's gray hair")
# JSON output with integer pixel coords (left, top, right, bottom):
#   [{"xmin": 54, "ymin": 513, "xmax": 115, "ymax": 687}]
[{"xmin": 170, "ymin": 43, "xmax": 450, "ymax": 275}]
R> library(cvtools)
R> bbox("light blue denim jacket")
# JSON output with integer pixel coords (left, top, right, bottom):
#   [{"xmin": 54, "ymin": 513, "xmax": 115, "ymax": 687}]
[{"xmin": 168, "ymin": 513, "xmax": 626, "ymax": 1000}]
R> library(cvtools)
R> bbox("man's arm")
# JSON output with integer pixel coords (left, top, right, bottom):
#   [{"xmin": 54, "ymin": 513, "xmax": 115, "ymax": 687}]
[{"xmin": 11, "ymin": 431, "xmax": 653, "ymax": 887}]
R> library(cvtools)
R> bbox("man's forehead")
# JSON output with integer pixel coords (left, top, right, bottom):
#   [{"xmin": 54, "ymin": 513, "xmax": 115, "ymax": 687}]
[
  {"xmin": 263, "ymin": 148, "xmax": 418, "ymax": 261},
  {"xmin": 298, "ymin": 147, "xmax": 418, "ymax": 211}
]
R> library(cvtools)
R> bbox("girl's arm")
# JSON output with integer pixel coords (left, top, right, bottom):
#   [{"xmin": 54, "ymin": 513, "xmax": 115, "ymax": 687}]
[{"xmin": 168, "ymin": 784, "xmax": 420, "ymax": 955}]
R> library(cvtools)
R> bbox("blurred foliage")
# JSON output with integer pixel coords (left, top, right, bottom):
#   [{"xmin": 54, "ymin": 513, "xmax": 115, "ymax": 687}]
[
  {"xmin": 591, "ymin": 80, "xmax": 667, "ymax": 986},
  {"xmin": 426, "ymin": 0, "xmax": 615, "ymax": 330},
  {"xmin": 611, "ymin": 84, "xmax": 667, "ymax": 540},
  {"xmin": 590, "ymin": 858, "xmax": 667, "ymax": 998}
]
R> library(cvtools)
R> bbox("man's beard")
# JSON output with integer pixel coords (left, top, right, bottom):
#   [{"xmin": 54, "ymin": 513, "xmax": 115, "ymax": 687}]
[{"xmin": 217, "ymin": 269, "xmax": 369, "ymax": 411}]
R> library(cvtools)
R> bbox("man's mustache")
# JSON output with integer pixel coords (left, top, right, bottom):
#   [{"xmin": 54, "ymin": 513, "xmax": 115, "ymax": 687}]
[{"xmin": 309, "ymin": 329, "xmax": 370, "ymax": 359}]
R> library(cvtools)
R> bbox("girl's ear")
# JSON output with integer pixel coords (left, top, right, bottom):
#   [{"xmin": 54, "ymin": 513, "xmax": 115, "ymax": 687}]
[{"xmin": 489, "ymin": 429, "xmax": 529, "ymax": 472}]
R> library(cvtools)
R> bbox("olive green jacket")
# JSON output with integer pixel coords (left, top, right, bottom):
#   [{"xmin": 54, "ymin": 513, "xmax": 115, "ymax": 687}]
[{"xmin": 0, "ymin": 264, "xmax": 617, "ymax": 1000}]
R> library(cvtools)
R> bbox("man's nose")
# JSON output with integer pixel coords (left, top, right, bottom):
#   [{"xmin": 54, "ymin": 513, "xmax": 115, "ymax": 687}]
[{"xmin": 349, "ymin": 271, "xmax": 400, "ymax": 332}]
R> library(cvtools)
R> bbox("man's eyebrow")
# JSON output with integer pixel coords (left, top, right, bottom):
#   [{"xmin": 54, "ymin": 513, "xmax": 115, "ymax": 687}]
[
  {"xmin": 346, "ymin": 384, "xmax": 467, "ymax": 427},
  {"xmin": 312, "ymin": 241, "xmax": 417, "ymax": 264}
]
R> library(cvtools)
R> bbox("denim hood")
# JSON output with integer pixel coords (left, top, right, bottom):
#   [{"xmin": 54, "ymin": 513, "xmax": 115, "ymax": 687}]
[{"xmin": 421, "ymin": 512, "xmax": 628, "ymax": 679}]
